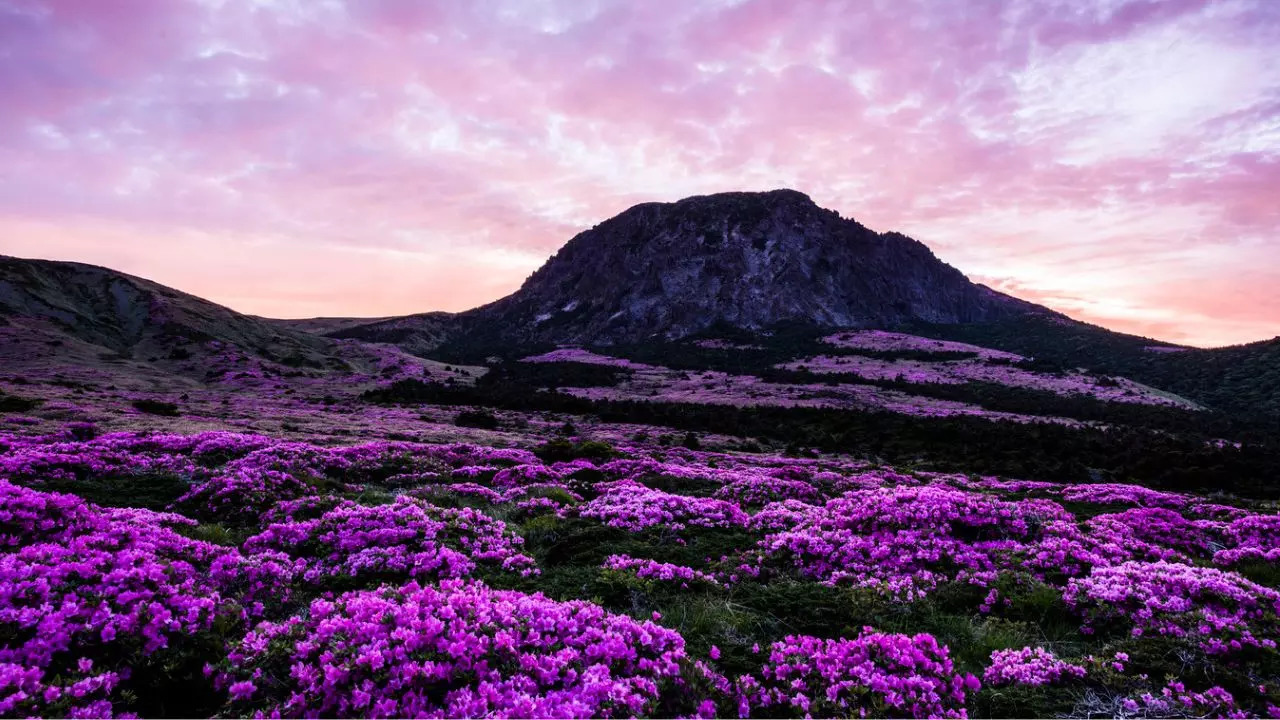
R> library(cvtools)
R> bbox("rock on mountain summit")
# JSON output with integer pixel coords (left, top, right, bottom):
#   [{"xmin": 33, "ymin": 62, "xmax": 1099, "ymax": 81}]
[{"xmin": 462, "ymin": 189, "xmax": 1041, "ymax": 345}]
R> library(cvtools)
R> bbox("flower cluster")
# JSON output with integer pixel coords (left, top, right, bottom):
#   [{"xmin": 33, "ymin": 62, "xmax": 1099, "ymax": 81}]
[
  {"xmin": 982, "ymin": 647, "xmax": 1086, "ymax": 687},
  {"xmin": 746, "ymin": 499, "xmax": 822, "ymax": 533},
  {"xmin": 0, "ymin": 480, "xmax": 93, "ymax": 546},
  {"xmin": 601, "ymin": 554, "xmax": 723, "ymax": 589},
  {"xmin": 217, "ymin": 579, "xmax": 691, "ymax": 718},
  {"xmin": 735, "ymin": 630, "xmax": 980, "ymax": 718},
  {"xmin": 754, "ymin": 486, "xmax": 1067, "ymax": 598},
  {"xmin": 1215, "ymin": 513, "xmax": 1280, "ymax": 566},
  {"xmin": 575, "ymin": 485, "xmax": 748, "ymax": 533},
  {"xmin": 1116, "ymin": 681, "xmax": 1241, "ymax": 718},
  {"xmin": 174, "ymin": 467, "xmax": 318, "ymax": 524},
  {"xmin": 712, "ymin": 475, "xmax": 822, "ymax": 506},
  {"xmin": 243, "ymin": 496, "xmax": 537, "ymax": 587},
  {"xmin": 1063, "ymin": 561, "xmax": 1280, "ymax": 654},
  {"xmin": 1084, "ymin": 508, "xmax": 1221, "ymax": 563},
  {"xmin": 1059, "ymin": 483, "xmax": 1192, "ymax": 508},
  {"xmin": 0, "ymin": 480, "xmax": 286, "ymax": 717}
]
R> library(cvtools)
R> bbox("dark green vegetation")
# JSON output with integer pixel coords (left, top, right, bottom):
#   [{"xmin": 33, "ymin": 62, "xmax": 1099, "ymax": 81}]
[
  {"xmin": 453, "ymin": 409, "xmax": 501, "ymax": 429},
  {"xmin": 132, "ymin": 399, "xmax": 182, "ymax": 416},
  {"xmin": 763, "ymin": 370, "xmax": 1279, "ymax": 441},
  {"xmin": 365, "ymin": 375, "xmax": 1280, "ymax": 500},
  {"xmin": 0, "ymin": 392, "xmax": 41, "ymax": 412},
  {"xmin": 910, "ymin": 316, "xmax": 1280, "ymax": 418},
  {"xmin": 496, "ymin": 361, "xmax": 629, "ymax": 388}
]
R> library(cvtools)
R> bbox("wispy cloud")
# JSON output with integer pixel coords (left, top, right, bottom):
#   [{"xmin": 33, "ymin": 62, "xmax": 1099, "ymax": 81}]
[{"xmin": 0, "ymin": 0, "xmax": 1276, "ymax": 346}]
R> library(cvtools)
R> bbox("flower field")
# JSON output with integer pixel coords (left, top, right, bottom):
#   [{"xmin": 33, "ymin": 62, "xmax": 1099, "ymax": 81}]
[{"xmin": 0, "ymin": 427, "xmax": 1277, "ymax": 717}]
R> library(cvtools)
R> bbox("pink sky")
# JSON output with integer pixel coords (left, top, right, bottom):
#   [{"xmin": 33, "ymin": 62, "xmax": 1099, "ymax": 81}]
[{"xmin": 1, "ymin": 0, "xmax": 1277, "ymax": 348}]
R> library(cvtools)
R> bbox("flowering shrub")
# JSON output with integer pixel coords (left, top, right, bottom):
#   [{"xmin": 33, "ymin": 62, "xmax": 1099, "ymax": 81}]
[
  {"xmin": 736, "ymin": 630, "xmax": 980, "ymax": 718},
  {"xmin": 174, "ymin": 468, "xmax": 319, "ymax": 524},
  {"xmin": 575, "ymin": 485, "xmax": 748, "ymax": 533},
  {"xmin": 1084, "ymin": 508, "xmax": 1221, "ymax": 563},
  {"xmin": 1060, "ymin": 483, "xmax": 1191, "ymax": 509},
  {"xmin": 492, "ymin": 463, "xmax": 564, "ymax": 488},
  {"xmin": 408, "ymin": 482, "xmax": 504, "ymax": 505},
  {"xmin": 1215, "ymin": 513, "xmax": 1280, "ymax": 566},
  {"xmin": 218, "ymin": 579, "xmax": 692, "ymax": 718},
  {"xmin": 2, "ymin": 428, "xmax": 1279, "ymax": 717},
  {"xmin": 818, "ymin": 486, "xmax": 1068, "ymax": 538},
  {"xmin": 713, "ymin": 476, "xmax": 822, "ymax": 506},
  {"xmin": 1115, "ymin": 682, "xmax": 1242, "ymax": 718},
  {"xmin": 0, "ymin": 538, "xmax": 232, "ymax": 660},
  {"xmin": 747, "ymin": 499, "xmax": 822, "ymax": 532},
  {"xmin": 0, "ymin": 439, "xmax": 198, "ymax": 486},
  {"xmin": 1063, "ymin": 561, "xmax": 1280, "ymax": 654},
  {"xmin": 982, "ymin": 647, "xmax": 1086, "ymax": 687},
  {"xmin": 1223, "ymin": 514, "xmax": 1280, "ymax": 548},
  {"xmin": 512, "ymin": 496, "xmax": 567, "ymax": 519},
  {"xmin": 602, "ymin": 554, "xmax": 723, "ymax": 590},
  {"xmin": 243, "ymin": 496, "xmax": 537, "ymax": 587},
  {"xmin": 0, "ymin": 480, "xmax": 93, "ymax": 546},
  {"xmin": 258, "ymin": 494, "xmax": 355, "ymax": 524},
  {"xmin": 754, "ymin": 486, "xmax": 1066, "ymax": 598},
  {"xmin": 0, "ymin": 482, "xmax": 289, "ymax": 717}
]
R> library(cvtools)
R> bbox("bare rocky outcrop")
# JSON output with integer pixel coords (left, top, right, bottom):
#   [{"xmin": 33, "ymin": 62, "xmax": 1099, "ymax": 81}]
[{"xmin": 459, "ymin": 189, "xmax": 1044, "ymax": 345}]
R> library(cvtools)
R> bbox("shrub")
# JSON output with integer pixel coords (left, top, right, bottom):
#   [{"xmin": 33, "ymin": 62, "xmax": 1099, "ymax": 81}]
[
  {"xmin": 454, "ymin": 409, "xmax": 499, "ymax": 429},
  {"xmin": 132, "ymin": 399, "xmax": 181, "ymax": 416},
  {"xmin": 217, "ymin": 579, "xmax": 692, "ymax": 718}
]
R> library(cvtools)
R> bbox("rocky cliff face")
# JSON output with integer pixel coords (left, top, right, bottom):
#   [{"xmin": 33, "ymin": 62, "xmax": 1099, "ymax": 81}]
[{"xmin": 462, "ymin": 189, "xmax": 1041, "ymax": 345}]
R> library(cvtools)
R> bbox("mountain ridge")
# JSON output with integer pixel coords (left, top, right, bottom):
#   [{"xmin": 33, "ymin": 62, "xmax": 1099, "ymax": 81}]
[
  {"xmin": 2, "ymin": 189, "xmax": 1277, "ymax": 417},
  {"xmin": 453, "ymin": 189, "xmax": 1049, "ymax": 348}
]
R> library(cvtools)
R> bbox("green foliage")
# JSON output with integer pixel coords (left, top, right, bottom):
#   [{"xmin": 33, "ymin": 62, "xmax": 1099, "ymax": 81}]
[
  {"xmin": 489, "ymin": 361, "xmax": 630, "ymax": 389},
  {"xmin": 908, "ymin": 316, "xmax": 1280, "ymax": 419},
  {"xmin": 453, "ymin": 409, "xmax": 499, "ymax": 429},
  {"xmin": 177, "ymin": 522, "xmax": 248, "ymax": 547},
  {"xmin": 38, "ymin": 471, "xmax": 192, "ymax": 511},
  {"xmin": 363, "ymin": 379, "xmax": 1280, "ymax": 499},
  {"xmin": 533, "ymin": 438, "xmax": 618, "ymax": 463},
  {"xmin": 0, "ymin": 392, "xmax": 42, "ymax": 412},
  {"xmin": 132, "ymin": 399, "xmax": 181, "ymax": 416},
  {"xmin": 1225, "ymin": 558, "xmax": 1280, "ymax": 589}
]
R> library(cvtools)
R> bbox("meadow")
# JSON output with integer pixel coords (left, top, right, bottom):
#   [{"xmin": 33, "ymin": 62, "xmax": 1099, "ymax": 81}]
[{"xmin": 1, "ymin": 423, "xmax": 1277, "ymax": 717}]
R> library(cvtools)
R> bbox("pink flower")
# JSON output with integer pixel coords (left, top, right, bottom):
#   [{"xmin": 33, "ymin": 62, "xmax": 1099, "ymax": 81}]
[{"xmin": 228, "ymin": 680, "xmax": 256, "ymax": 701}]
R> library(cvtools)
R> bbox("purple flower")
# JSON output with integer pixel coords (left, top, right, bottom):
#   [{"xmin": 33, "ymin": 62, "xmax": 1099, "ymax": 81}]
[{"xmin": 228, "ymin": 680, "xmax": 256, "ymax": 701}]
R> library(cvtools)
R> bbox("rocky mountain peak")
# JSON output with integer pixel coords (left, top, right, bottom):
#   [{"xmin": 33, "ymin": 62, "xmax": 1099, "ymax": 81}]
[{"xmin": 462, "ymin": 189, "xmax": 1038, "ymax": 346}]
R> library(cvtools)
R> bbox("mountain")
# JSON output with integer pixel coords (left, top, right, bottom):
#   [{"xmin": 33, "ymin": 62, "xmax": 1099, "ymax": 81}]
[
  {"xmin": 0, "ymin": 256, "xmax": 472, "ymax": 392},
  {"xmin": 453, "ymin": 189, "xmax": 1046, "ymax": 349},
  {"xmin": 320, "ymin": 313, "xmax": 458, "ymax": 358},
  {"xmin": 0, "ymin": 255, "xmax": 333, "ymax": 366},
  {"xmin": 3, "ymin": 188, "xmax": 1276, "ymax": 418}
]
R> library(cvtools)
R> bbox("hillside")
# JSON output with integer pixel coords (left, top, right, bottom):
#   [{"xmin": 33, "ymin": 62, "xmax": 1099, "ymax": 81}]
[
  {"xmin": 907, "ymin": 316, "xmax": 1280, "ymax": 418},
  {"xmin": 0, "ymin": 255, "xmax": 475, "ymax": 394},
  {"xmin": 0, "ymin": 255, "xmax": 332, "ymax": 366}
]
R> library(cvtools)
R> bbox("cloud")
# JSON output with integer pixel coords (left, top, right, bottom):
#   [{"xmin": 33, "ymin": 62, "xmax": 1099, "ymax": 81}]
[{"xmin": 0, "ymin": 0, "xmax": 1276, "ymax": 345}]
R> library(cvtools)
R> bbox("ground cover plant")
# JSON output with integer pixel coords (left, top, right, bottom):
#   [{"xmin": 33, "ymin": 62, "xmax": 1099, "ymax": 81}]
[{"xmin": 0, "ymin": 424, "xmax": 1277, "ymax": 718}]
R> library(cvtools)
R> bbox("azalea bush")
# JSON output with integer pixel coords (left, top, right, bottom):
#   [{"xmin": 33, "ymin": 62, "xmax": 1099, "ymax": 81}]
[
  {"xmin": 734, "ymin": 630, "xmax": 980, "ymax": 718},
  {"xmin": 215, "ymin": 579, "xmax": 696, "ymax": 718},
  {"xmin": 242, "ymin": 496, "xmax": 538, "ymax": 589},
  {"xmin": 0, "ymin": 430, "xmax": 1277, "ymax": 717}
]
